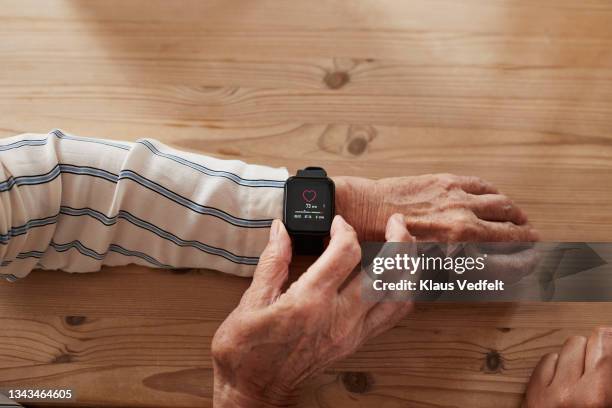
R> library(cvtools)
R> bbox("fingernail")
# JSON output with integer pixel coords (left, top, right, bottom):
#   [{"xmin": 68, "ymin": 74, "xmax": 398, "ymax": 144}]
[{"xmin": 270, "ymin": 219, "xmax": 281, "ymax": 241}]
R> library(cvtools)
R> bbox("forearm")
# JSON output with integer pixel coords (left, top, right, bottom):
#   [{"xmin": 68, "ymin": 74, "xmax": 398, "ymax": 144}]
[
  {"xmin": 333, "ymin": 175, "xmax": 383, "ymax": 241},
  {"xmin": 0, "ymin": 129, "xmax": 288, "ymax": 280}
]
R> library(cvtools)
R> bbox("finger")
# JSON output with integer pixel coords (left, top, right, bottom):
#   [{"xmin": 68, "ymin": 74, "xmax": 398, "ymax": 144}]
[
  {"xmin": 552, "ymin": 335, "xmax": 587, "ymax": 385},
  {"xmin": 296, "ymin": 215, "xmax": 361, "ymax": 292},
  {"xmin": 363, "ymin": 214, "xmax": 416, "ymax": 330},
  {"xmin": 526, "ymin": 352, "xmax": 559, "ymax": 392},
  {"xmin": 241, "ymin": 219, "xmax": 292, "ymax": 307},
  {"xmin": 340, "ymin": 214, "xmax": 415, "ymax": 315},
  {"xmin": 385, "ymin": 213, "xmax": 416, "ymax": 243},
  {"xmin": 585, "ymin": 327, "xmax": 612, "ymax": 372},
  {"xmin": 380, "ymin": 213, "xmax": 419, "ymax": 299},
  {"xmin": 469, "ymin": 194, "xmax": 528, "ymax": 225},
  {"xmin": 477, "ymin": 220, "xmax": 540, "ymax": 242},
  {"xmin": 456, "ymin": 176, "xmax": 499, "ymax": 195}
]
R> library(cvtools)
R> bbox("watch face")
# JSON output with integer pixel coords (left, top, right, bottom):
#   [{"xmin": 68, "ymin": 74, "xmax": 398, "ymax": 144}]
[{"xmin": 284, "ymin": 177, "xmax": 334, "ymax": 234}]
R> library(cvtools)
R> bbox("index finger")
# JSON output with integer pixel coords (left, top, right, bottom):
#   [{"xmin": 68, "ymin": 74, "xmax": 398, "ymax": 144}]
[
  {"xmin": 341, "ymin": 213, "xmax": 416, "ymax": 314},
  {"xmin": 293, "ymin": 215, "xmax": 361, "ymax": 292}
]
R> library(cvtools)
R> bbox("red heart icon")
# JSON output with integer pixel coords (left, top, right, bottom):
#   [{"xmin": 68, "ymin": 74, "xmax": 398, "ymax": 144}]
[{"xmin": 302, "ymin": 189, "xmax": 317, "ymax": 203}]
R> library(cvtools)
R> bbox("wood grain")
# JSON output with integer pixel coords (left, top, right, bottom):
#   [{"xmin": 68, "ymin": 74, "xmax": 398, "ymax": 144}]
[
  {"xmin": 1, "ymin": 314, "xmax": 611, "ymax": 407},
  {"xmin": 1, "ymin": 0, "xmax": 611, "ymax": 407}
]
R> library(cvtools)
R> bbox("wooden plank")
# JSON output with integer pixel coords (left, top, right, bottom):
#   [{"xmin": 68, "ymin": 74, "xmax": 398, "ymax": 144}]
[
  {"xmin": 1, "ymin": 315, "xmax": 610, "ymax": 407},
  {"xmin": 1, "ymin": 0, "xmax": 612, "ymax": 64},
  {"xmin": 2, "ymin": 86, "xmax": 612, "ymax": 136},
  {"xmin": 3, "ymin": 266, "xmax": 612, "ymax": 325},
  {"xmin": 3, "ymin": 57, "xmax": 612, "ymax": 98},
  {"xmin": 1, "ymin": 0, "xmax": 611, "ymax": 407}
]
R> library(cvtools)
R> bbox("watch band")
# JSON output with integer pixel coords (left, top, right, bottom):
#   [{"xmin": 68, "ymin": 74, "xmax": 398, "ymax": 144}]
[
  {"xmin": 296, "ymin": 166, "xmax": 328, "ymax": 178},
  {"xmin": 292, "ymin": 234, "xmax": 325, "ymax": 255}
]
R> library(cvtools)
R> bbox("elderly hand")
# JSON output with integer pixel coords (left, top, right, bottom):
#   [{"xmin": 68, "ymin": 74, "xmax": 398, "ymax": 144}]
[
  {"xmin": 523, "ymin": 327, "xmax": 612, "ymax": 407},
  {"xmin": 334, "ymin": 174, "xmax": 539, "ymax": 242},
  {"xmin": 211, "ymin": 214, "xmax": 414, "ymax": 407}
]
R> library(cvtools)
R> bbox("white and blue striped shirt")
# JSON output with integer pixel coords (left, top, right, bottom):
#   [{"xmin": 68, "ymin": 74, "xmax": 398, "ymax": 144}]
[{"xmin": 0, "ymin": 130, "xmax": 288, "ymax": 281}]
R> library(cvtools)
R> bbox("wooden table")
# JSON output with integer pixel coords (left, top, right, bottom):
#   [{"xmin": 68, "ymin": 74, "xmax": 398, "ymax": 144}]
[{"xmin": 1, "ymin": 1, "xmax": 611, "ymax": 406}]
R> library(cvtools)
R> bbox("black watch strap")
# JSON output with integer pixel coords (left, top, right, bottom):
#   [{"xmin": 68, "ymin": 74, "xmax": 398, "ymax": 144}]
[
  {"xmin": 296, "ymin": 166, "xmax": 327, "ymax": 178},
  {"xmin": 292, "ymin": 234, "xmax": 325, "ymax": 255}
]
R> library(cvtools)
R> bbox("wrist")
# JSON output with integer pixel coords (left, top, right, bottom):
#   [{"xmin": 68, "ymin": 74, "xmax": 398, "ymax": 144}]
[{"xmin": 333, "ymin": 176, "xmax": 384, "ymax": 241}]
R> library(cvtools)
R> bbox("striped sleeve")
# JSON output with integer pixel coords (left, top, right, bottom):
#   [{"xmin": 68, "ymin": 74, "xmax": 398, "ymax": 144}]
[{"xmin": 0, "ymin": 129, "xmax": 288, "ymax": 281}]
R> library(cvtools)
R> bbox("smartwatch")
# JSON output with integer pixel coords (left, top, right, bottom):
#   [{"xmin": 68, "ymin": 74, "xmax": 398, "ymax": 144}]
[{"xmin": 283, "ymin": 167, "xmax": 335, "ymax": 255}]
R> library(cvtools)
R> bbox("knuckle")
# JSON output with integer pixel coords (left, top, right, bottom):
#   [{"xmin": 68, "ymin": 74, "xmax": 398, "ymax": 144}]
[
  {"xmin": 473, "ymin": 176, "xmax": 487, "ymax": 185},
  {"xmin": 443, "ymin": 200, "xmax": 468, "ymax": 212},
  {"xmin": 447, "ymin": 215, "xmax": 477, "ymax": 241},
  {"xmin": 477, "ymin": 176, "xmax": 495, "ymax": 190},
  {"xmin": 565, "ymin": 335, "xmax": 587, "ymax": 347},
  {"xmin": 437, "ymin": 173, "xmax": 458, "ymax": 189},
  {"xmin": 479, "ymin": 177, "xmax": 496, "ymax": 189},
  {"xmin": 495, "ymin": 194, "xmax": 511, "ymax": 205},
  {"xmin": 463, "ymin": 175, "xmax": 479, "ymax": 187},
  {"xmin": 456, "ymin": 211, "xmax": 475, "ymax": 225},
  {"xmin": 502, "ymin": 203, "xmax": 515, "ymax": 216},
  {"xmin": 446, "ymin": 189, "xmax": 469, "ymax": 203}
]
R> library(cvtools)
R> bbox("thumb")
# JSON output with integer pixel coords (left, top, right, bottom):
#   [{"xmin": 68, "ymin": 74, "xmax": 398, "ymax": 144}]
[{"xmin": 242, "ymin": 219, "xmax": 292, "ymax": 307}]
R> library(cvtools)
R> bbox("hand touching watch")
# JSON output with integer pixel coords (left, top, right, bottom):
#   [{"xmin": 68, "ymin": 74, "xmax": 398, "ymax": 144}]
[{"xmin": 212, "ymin": 214, "xmax": 414, "ymax": 407}]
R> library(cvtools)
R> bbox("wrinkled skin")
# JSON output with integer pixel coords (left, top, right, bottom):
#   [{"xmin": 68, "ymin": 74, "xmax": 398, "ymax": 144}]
[
  {"xmin": 212, "ymin": 215, "xmax": 414, "ymax": 407},
  {"xmin": 523, "ymin": 327, "xmax": 612, "ymax": 408},
  {"xmin": 333, "ymin": 174, "xmax": 539, "ymax": 242}
]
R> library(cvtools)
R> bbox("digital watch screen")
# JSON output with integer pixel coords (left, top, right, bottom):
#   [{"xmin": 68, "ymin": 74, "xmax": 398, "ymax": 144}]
[
  {"xmin": 284, "ymin": 178, "xmax": 334, "ymax": 233},
  {"xmin": 283, "ymin": 167, "xmax": 335, "ymax": 254}
]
